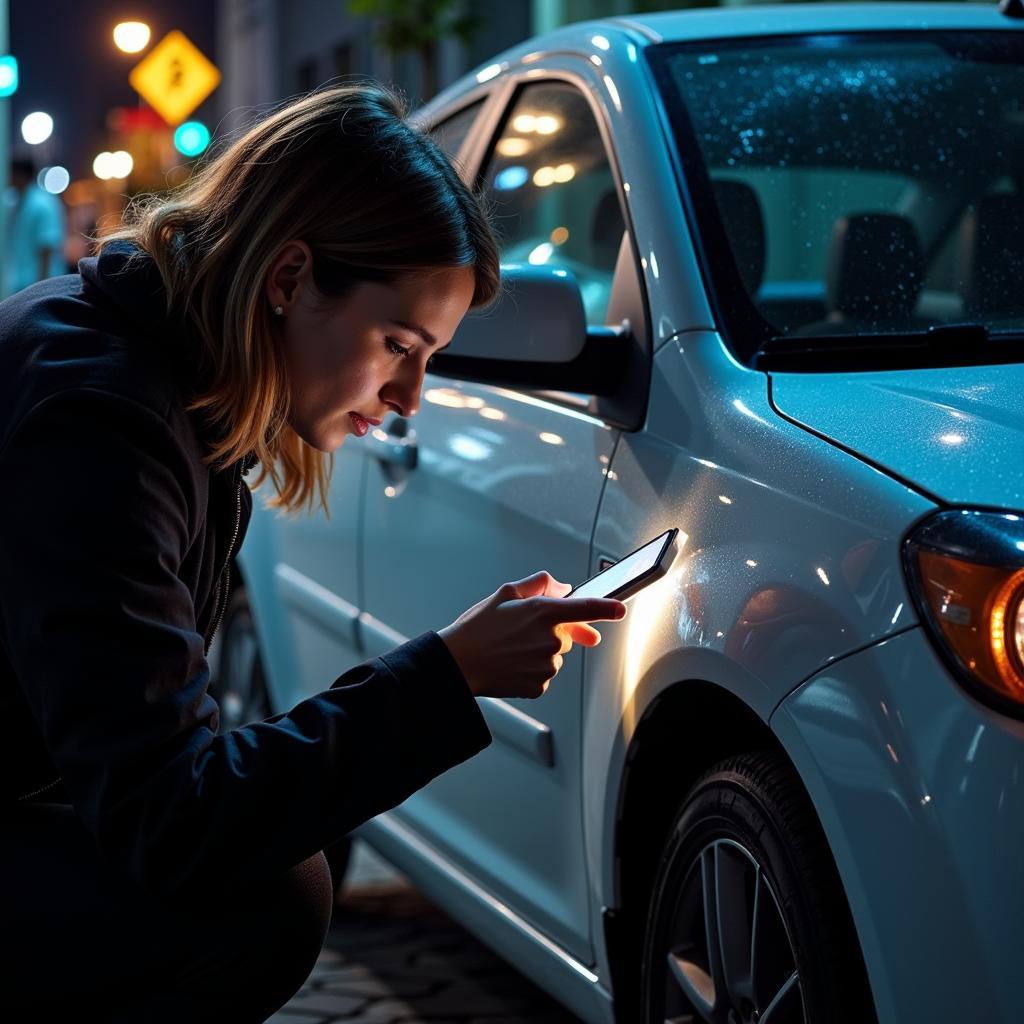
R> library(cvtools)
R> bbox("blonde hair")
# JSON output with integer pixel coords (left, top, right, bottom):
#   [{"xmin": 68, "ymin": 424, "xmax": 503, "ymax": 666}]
[{"xmin": 100, "ymin": 83, "xmax": 499, "ymax": 518}]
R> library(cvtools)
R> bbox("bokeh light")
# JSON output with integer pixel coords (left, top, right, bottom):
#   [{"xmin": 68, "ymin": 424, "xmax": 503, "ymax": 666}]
[
  {"xmin": 94, "ymin": 151, "xmax": 133, "ymax": 180},
  {"xmin": 113, "ymin": 22, "xmax": 151, "ymax": 54},
  {"xmin": 21, "ymin": 112, "xmax": 53, "ymax": 145},
  {"xmin": 494, "ymin": 166, "xmax": 528, "ymax": 191},
  {"xmin": 93, "ymin": 152, "xmax": 114, "ymax": 179},
  {"xmin": 39, "ymin": 166, "xmax": 70, "ymax": 194},
  {"xmin": 0, "ymin": 56, "xmax": 18, "ymax": 98},
  {"xmin": 174, "ymin": 121, "xmax": 211, "ymax": 157},
  {"xmin": 109, "ymin": 151, "xmax": 134, "ymax": 178}
]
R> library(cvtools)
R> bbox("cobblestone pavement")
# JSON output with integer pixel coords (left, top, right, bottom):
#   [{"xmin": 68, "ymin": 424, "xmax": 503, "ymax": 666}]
[{"xmin": 270, "ymin": 841, "xmax": 584, "ymax": 1024}]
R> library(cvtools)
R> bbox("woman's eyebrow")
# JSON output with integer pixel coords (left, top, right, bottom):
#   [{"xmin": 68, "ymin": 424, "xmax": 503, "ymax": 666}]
[{"xmin": 388, "ymin": 319, "xmax": 438, "ymax": 347}]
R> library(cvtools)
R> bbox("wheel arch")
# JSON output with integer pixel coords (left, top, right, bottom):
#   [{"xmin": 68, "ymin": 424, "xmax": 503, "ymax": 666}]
[{"xmin": 603, "ymin": 677, "xmax": 865, "ymax": 1020}]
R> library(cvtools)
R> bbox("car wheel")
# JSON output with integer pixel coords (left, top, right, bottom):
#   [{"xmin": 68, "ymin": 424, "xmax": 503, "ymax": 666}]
[
  {"xmin": 641, "ymin": 749, "xmax": 875, "ymax": 1024},
  {"xmin": 212, "ymin": 586, "xmax": 271, "ymax": 733}
]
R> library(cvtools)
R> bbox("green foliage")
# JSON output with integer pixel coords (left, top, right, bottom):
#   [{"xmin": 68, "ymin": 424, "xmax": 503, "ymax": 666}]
[{"xmin": 347, "ymin": 0, "xmax": 479, "ymax": 52}]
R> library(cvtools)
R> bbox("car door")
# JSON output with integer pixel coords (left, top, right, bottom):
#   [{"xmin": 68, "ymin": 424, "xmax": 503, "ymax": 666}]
[
  {"xmin": 359, "ymin": 78, "xmax": 628, "ymax": 962},
  {"xmin": 268, "ymin": 441, "xmax": 366, "ymax": 703}
]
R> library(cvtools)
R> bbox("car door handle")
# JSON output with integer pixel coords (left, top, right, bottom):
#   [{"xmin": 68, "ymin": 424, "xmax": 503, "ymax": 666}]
[{"xmin": 365, "ymin": 425, "xmax": 418, "ymax": 469}]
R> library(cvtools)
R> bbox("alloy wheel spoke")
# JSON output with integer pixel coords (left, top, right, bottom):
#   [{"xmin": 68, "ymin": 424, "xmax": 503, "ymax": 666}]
[
  {"xmin": 714, "ymin": 842, "xmax": 754, "ymax": 1006},
  {"xmin": 662, "ymin": 839, "xmax": 803, "ymax": 1024},
  {"xmin": 664, "ymin": 846, "xmax": 727, "ymax": 1023},
  {"xmin": 667, "ymin": 950, "xmax": 716, "ymax": 1022},
  {"xmin": 700, "ymin": 846, "xmax": 728, "ymax": 1018},
  {"xmin": 749, "ymin": 866, "xmax": 766, "ymax": 1006},
  {"xmin": 760, "ymin": 970, "xmax": 801, "ymax": 1024}
]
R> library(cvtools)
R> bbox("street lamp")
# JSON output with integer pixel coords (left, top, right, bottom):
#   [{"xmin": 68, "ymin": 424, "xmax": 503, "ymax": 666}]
[
  {"xmin": 109, "ymin": 151, "xmax": 133, "ymax": 178},
  {"xmin": 93, "ymin": 151, "xmax": 134, "ymax": 180},
  {"xmin": 113, "ymin": 22, "xmax": 151, "ymax": 54},
  {"xmin": 21, "ymin": 111, "xmax": 53, "ymax": 145},
  {"xmin": 93, "ymin": 152, "xmax": 114, "ymax": 179}
]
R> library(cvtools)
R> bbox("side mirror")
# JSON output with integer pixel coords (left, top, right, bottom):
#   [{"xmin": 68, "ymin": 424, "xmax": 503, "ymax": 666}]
[{"xmin": 430, "ymin": 263, "xmax": 629, "ymax": 395}]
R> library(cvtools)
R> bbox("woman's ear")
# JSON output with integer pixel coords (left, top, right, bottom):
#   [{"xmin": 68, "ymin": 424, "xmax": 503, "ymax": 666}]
[{"xmin": 265, "ymin": 239, "xmax": 314, "ymax": 315}]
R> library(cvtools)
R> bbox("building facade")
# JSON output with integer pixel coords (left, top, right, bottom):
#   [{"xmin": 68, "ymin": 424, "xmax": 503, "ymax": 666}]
[{"xmin": 214, "ymin": 0, "xmax": 746, "ymax": 124}]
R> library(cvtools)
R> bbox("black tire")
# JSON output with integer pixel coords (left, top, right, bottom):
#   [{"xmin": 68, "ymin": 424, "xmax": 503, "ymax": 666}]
[
  {"xmin": 640, "ymin": 749, "xmax": 875, "ymax": 1024},
  {"xmin": 211, "ymin": 586, "xmax": 272, "ymax": 733}
]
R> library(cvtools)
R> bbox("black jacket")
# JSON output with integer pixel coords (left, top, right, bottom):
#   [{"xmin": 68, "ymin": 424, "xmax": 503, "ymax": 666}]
[{"xmin": 0, "ymin": 243, "xmax": 491, "ymax": 905}]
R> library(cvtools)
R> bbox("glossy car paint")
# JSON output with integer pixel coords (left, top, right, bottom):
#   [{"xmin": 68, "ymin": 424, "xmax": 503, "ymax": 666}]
[
  {"xmin": 236, "ymin": 5, "xmax": 1024, "ymax": 1022},
  {"xmin": 359, "ymin": 382, "xmax": 616, "ymax": 964},
  {"xmin": 771, "ymin": 365, "xmax": 1024, "ymax": 506},
  {"xmin": 586, "ymin": 331, "xmax": 930, "ymax": 902},
  {"xmin": 773, "ymin": 627, "xmax": 1024, "ymax": 1024}
]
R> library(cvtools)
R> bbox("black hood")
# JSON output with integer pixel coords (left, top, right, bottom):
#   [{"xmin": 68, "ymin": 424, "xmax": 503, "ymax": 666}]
[
  {"xmin": 78, "ymin": 240, "xmax": 172, "ymax": 331},
  {"xmin": 78, "ymin": 240, "xmax": 246, "ymax": 463},
  {"xmin": 77, "ymin": 240, "xmax": 207, "ymax": 388}
]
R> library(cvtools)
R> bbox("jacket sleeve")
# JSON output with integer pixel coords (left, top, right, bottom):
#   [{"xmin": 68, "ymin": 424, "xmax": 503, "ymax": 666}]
[{"xmin": 0, "ymin": 387, "xmax": 491, "ymax": 906}]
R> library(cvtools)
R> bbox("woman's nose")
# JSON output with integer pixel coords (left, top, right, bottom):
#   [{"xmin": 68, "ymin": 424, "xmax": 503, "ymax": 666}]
[{"xmin": 384, "ymin": 375, "xmax": 421, "ymax": 419}]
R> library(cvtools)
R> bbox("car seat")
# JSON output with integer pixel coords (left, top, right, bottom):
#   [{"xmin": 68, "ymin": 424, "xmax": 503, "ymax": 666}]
[
  {"xmin": 711, "ymin": 178, "xmax": 766, "ymax": 296},
  {"xmin": 958, "ymin": 193, "xmax": 1024, "ymax": 326},
  {"xmin": 590, "ymin": 187, "xmax": 626, "ymax": 271},
  {"xmin": 794, "ymin": 212, "xmax": 932, "ymax": 336}
]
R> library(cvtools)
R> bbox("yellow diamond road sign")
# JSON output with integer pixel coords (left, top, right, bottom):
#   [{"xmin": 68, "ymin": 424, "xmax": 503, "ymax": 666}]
[{"xmin": 129, "ymin": 30, "xmax": 221, "ymax": 127}]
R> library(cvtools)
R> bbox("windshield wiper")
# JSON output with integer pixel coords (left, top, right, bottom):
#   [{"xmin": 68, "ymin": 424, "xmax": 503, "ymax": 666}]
[{"xmin": 753, "ymin": 323, "xmax": 1024, "ymax": 372}]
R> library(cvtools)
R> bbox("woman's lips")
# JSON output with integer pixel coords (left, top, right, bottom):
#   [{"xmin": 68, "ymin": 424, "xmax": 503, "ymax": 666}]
[{"xmin": 348, "ymin": 411, "xmax": 380, "ymax": 436}]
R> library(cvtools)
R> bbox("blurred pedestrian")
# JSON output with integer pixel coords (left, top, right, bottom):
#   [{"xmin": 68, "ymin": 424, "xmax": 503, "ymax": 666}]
[
  {"xmin": 2, "ymin": 156, "xmax": 66, "ymax": 298},
  {"xmin": 0, "ymin": 83, "xmax": 626, "ymax": 1022}
]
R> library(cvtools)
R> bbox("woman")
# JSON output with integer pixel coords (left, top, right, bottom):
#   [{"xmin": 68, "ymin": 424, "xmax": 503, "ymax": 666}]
[{"xmin": 0, "ymin": 84, "xmax": 626, "ymax": 1021}]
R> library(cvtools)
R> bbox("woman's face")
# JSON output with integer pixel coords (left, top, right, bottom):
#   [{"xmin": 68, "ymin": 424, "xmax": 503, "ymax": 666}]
[{"xmin": 266, "ymin": 241, "xmax": 477, "ymax": 453}]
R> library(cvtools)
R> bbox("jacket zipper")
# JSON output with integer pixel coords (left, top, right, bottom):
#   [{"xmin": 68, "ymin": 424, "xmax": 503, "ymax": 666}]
[
  {"xmin": 17, "ymin": 775, "xmax": 62, "ymax": 802},
  {"xmin": 203, "ymin": 458, "xmax": 248, "ymax": 656}
]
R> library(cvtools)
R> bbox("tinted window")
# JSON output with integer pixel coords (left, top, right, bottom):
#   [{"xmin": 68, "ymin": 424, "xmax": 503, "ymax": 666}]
[
  {"xmin": 430, "ymin": 101, "xmax": 484, "ymax": 161},
  {"xmin": 649, "ymin": 34, "xmax": 1024, "ymax": 359},
  {"xmin": 482, "ymin": 82, "xmax": 624, "ymax": 326}
]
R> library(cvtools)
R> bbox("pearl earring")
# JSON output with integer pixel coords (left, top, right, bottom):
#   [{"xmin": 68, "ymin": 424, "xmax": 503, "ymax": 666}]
[{"xmin": 274, "ymin": 305, "xmax": 284, "ymax": 316}]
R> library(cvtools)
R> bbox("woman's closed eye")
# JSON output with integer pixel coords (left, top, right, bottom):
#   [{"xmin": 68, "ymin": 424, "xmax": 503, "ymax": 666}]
[{"xmin": 385, "ymin": 336, "xmax": 412, "ymax": 358}]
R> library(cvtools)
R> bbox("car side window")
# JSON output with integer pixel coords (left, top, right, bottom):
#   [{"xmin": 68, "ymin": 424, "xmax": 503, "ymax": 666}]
[
  {"xmin": 483, "ymin": 82, "xmax": 624, "ymax": 326},
  {"xmin": 429, "ymin": 100, "xmax": 484, "ymax": 162}
]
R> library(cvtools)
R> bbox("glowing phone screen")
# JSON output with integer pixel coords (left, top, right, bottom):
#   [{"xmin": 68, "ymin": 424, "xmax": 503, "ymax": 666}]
[{"xmin": 568, "ymin": 531, "xmax": 672, "ymax": 601}]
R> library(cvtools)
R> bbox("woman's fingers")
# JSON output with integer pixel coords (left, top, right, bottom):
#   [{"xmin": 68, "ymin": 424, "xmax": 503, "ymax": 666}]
[
  {"xmin": 557, "ymin": 621, "xmax": 601, "ymax": 648},
  {"xmin": 553, "ymin": 624, "xmax": 570, "ymax": 655},
  {"xmin": 442, "ymin": 574, "xmax": 626, "ymax": 700},
  {"xmin": 504, "ymin": 570, "xmax": 572, "ymax": 600},
  {"xmin": 537, "ymin": 595, "xmax": 628, "ymax": 624}
]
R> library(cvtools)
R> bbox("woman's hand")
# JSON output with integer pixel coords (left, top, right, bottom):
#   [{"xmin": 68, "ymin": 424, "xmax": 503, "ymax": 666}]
[{"xmin": 438, "ymin": 570, "xmax": 628, "ymax": 699}]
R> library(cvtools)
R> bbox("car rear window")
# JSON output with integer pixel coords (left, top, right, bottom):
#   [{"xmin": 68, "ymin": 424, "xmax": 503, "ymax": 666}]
[{"xmin": 648, "ymin": 32, "xmax": 1024, "ymax": 362}]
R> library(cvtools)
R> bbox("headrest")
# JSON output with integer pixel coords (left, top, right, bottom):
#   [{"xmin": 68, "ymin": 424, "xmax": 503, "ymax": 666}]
[
  {"xmin": 712, "ymin": 179, "xmax": 766, "ymax": 295},
  {"xmin": 826, "ymin": 213, "xmax": 924, "ymax": 326},
  {"xmin": 960, "ymin": 194, "xmax": 1024, "ymax": 318}
]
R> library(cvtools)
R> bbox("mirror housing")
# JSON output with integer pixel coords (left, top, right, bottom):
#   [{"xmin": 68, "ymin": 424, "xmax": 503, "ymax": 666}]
[{"xmin": 430, "ymin": 263, "xmax": 629, "ymax": 395}]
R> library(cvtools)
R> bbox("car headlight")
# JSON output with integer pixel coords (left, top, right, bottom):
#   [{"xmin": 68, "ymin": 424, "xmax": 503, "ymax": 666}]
[{"xmin": 904, "ymin": 510, "xmax": 1024, "ymax": 715}]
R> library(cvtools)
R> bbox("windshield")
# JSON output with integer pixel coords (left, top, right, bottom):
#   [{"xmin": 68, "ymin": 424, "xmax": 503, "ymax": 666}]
[{"xmin": 647, "ymin": 31, "xmax": 1024, "ymax": 362}]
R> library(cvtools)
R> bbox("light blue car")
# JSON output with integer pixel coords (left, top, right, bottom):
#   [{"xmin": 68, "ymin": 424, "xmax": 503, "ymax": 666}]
[{"xmin": 217, "ymin": 4, "xmax": 1024, "ymax": 1022}]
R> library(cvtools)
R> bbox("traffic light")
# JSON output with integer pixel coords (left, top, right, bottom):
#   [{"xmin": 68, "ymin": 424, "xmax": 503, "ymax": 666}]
[
  {"xmin": 0, "ymin": 56, "xmax": 18, "ymax": 98},
  {"xmin": 174, "ymin": 121, "xmax": 210, "ymax": 157}
]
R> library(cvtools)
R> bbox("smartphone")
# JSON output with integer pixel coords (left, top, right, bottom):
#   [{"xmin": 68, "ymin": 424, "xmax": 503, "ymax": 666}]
[{"xmin": 567, "ymin": 528, "xmax": 682, "ymax": 603}]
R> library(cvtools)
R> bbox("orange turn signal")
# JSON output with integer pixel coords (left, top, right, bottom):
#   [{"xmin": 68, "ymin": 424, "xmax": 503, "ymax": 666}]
[{"xmin": 914, "ymin": 549, "xmax": 1024, "ymax": 705}]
